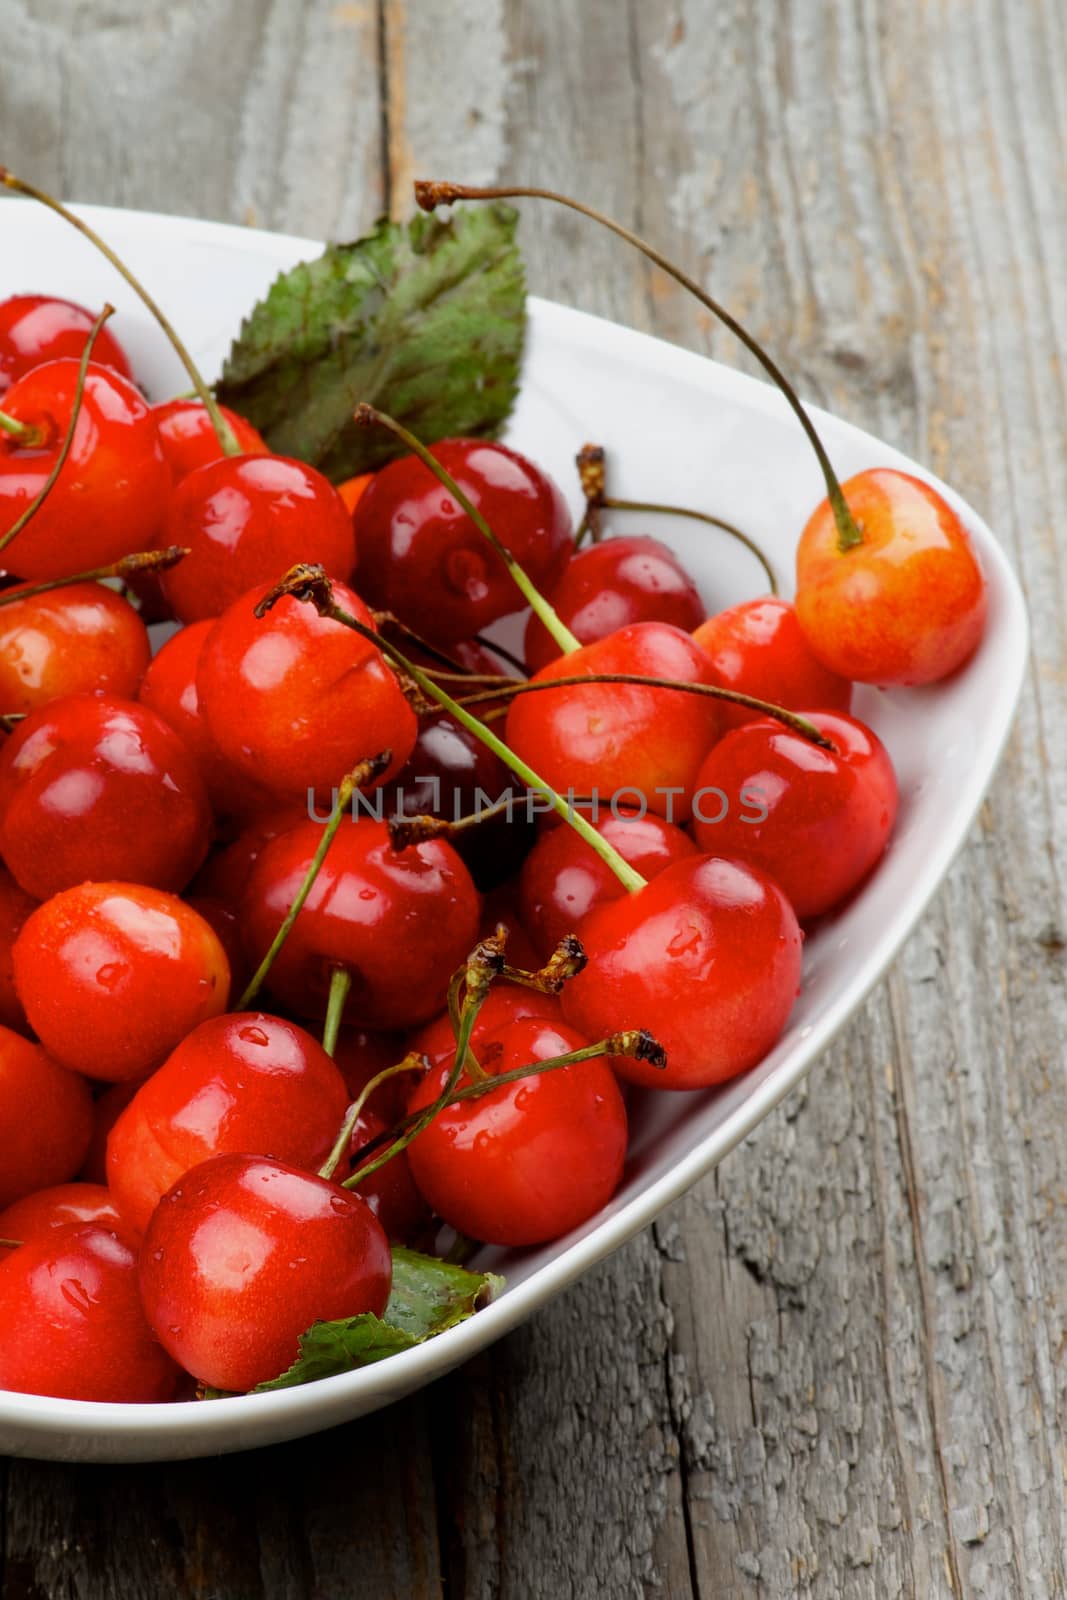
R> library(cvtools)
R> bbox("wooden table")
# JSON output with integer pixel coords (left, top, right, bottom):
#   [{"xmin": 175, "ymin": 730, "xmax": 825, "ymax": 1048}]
[{"xmin": 1, "ymin": 2, "xmax": 1062, "ymax": 1595}]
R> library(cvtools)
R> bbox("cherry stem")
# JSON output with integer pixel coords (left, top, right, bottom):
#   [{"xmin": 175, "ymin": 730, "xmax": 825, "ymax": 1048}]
[
  {"xmin": 472, "ymin": 633, "xmax": 527, "ymax": 675},
  {"xmin": 0, "ymin": 303, "xmax": 115, "ymax": 558},
  {"xmin": 456, "ymin": 672, "xmax": 833, "ymax": 749},
  {"xmin": 445, "ymin": 962, "xmax": 488, "ymax": 1081},
  {"xmin": 413, "ymin": 182, "xmax": 865, "ymax": 556},
  {"xmin": 321, "ymin": 965, "xmax": 353, "ymax": 1058},
  {"xmin": 0, "ymin": 168, "xmax": 241, "ymax": 457},
  {"xmin": 388, "ymin": 792, "xmax": 514, "ymax": 850},
  {"xmin": 318, "ymin": 1051, "xmax": 427, "ymax": 1183},
  {"xmin": 371, "ymin": 610, "xmax": 479, "ymax": 676},
  {"xmin": 353, "ymin": 404, "xmax": 582, "ymax": 656},
  {"xmin": 0, "ymin": 409, "xmax": 42, "ymax": 445},
  {"xmin": 0, "ymin": 1238, "xmax": 21, "ymax": 1249},
  {"xmin": 257, "ymin": 566, "xmax": 648, "ymax": 895},
  {"xmin": 574, "ymin": 443, "xmax": 606, "ymax": 546},
  {"xmin": 600, "ymin": 495, "xmax": 778, "ymax": 595},
  {"xmin": 0, "ymin": 545, "xmax": 188, "ymax": 609},
  {"xmin": 235, "ymin": 751, "xmax": 392, "ymax": 1009}
]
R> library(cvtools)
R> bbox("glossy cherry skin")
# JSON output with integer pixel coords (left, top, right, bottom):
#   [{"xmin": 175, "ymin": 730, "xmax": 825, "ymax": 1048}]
[
  {"xmin": 139, "ymin": 1153, "xmax": 392, "ymax": 1393},
  {"xmin": 0, "ymin": 359, "xmax": 170, "ymax": 581},
  {"xmin": 0, "ymin": 1182, "xmax": 121, "ymax": 1258},
  {"xmin": 0, "ymin": 864, "xmax": 37, "ymax": 1033},
  {"xmin": 406, "ymin": 1017, "xmax": 628, "ymax": 1246},
  {"xmin": 107, "ymin": 1012, "xmax": 350, "ymax": 1235},
  {"xmin": 138, "ymin": 620, "xmax": 277, "ymax": 820},
  {"xmin": 562, "ymin": 856, "xmax": 802, "ymax": 1090},
  {"xmin": 519, "ymin": 809, "xmax": 698, "ymax": 960},
  {"xmin": 0, "ymin": 1222, "xmax": 181, "ymax": 1401},
  {"xmin": 0, "ymin": 693, "xmax": 213, "ymax": 899},
  {"xmin": 0, "ymin": 1026, "xmax": 93, "ymax": 1208},
  {"xmin": 198, "ymin": 581, "xmax": 417, "ymax": 800},
  {"xmin": 153, "ymin": 398, "xmax": 268, "ymax": 481},
  {"xmin": 160, "ymin": 455, "xmax": 356, "ymax": 625},
  {"xmin": 0, "ymin": 581, "xmax": 151, "ymax": 716},
  {"xmin": 348, "ymin": 1106, "xmax": 431, "ymax": 1244},
  {"xmin": 795, "ymin": 469, "xmax": 988, "ymax": 685},
  {"xmin": 505, "ymin": 621, "xmax": 721, "ymax": 822},
  {"xmin": 240, "ymin": 818, "xmax": 481, "ymax": 1028},
  {"xmin": 409, "ymin": 984, "xmax": 563, "ymax": 1073},
  {"xmin": 13, "ymin": 883, "xmax": 230, "ymax": 1082},
  {"xmin": 0, "ymin": 295, "xmax": 133, "ymax": 396},
  {"xmin": 353, "ymin": 439, "xmax": 573, "ymax": 645},
  {"xmin": 524, "ymin": 535, "xmax": 705, "ymax": 674},
  {"xmin": 691, "ymin": 711, "xmax": 898, "ymax": 920},
  {"xmin": 692, "ymin": 596, "xmax": 853, "ymax": 733},
  {"xmin": 81, "ymin": 1078, "xmax": 145, "ymax": 1184}
]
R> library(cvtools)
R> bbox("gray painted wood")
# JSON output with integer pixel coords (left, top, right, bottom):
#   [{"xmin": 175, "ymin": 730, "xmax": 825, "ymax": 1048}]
[{"xmin": 0, "ymin": 1, "xmax": 1064, "ymax": 1594}]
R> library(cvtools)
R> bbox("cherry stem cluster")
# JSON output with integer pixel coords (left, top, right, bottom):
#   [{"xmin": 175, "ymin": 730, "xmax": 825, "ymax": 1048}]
[{"xmin": 318, "ymin": 1051, "xmax": 427, "ymax": 1184}]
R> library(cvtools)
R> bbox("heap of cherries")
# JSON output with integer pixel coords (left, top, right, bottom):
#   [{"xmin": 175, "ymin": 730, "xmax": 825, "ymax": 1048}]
[{"xmin": 0, "ymin": 174, "xmax": 987, "ymax": 1405}]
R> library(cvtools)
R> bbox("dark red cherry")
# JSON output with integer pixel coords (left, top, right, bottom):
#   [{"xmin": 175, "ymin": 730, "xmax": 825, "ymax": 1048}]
[
  {"xmin": 692, "ymin": 596, "xmax": 852, "ymax": 733},
  {"xmin": 348, "ymin": 1105, "xmax": 430, "ymax": 1244},
  {"xmin": 353, "ymin": 439, "xmax": 573, "ymax": 644},
  {"xmin": 0, "ymin": 295, "xmax": 133, "ymax": 396},
  {"xmin": 0, "ymin": 864, "xmax": 37, "ymax": 1033}
]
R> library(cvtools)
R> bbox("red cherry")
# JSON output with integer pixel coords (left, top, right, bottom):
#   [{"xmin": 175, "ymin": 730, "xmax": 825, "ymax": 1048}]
[
  {"xmin": 139, "ymin": 1152, "xmax": 392, "ymax": 1392},
  {"xmin": 153, "ymin": 397, "xmax": 268, "ymax": 481},
  {"xmin": 160, "ymin": 455, "xmax": 356, "ymax": 625},
  {"xmin": 0, "ymin": 295, "xmax": 133, "ymax": 395},
  {"xmin": 107, "ymin": 1011, "xmax": 350, "ymax": 1235},
  {"xmin": 0, "ymin": 359, "xmax": 170, "ymax": 580},
  {"xmin": 240, "ymin": 817, "xmax": 481, "ymax": 1029},
  {"xmin": 562, "ymin": 855, "xmax": 802, "ymax": 1090},
  {"xmin": 0, "ymin": 864, "xmax": 37, "ymax": 1032},
  {"xmin": 197, "ymin": 581, "xmax": 418, "ymax": 800},
  {"xmin": 504, "ymin": 621, "xmax": 721, "ymax": 821},
  {"xmin": 476, "ymin": 884, "xmax": 543, "ymax": 972},
  {"xmin": 138, "ymin": 620, "xmax": 277, "ymax": 819},
  {"xmin": 13, "ymin": 882, "xmax": 230, "ymax": 1082},
  {"xmin": 0, "ymin": 1182, "xmax": 121, "ymax": 1259},
  {"xmin": 0, "ymin": 693, "xmax": 212, "ymax": 899},
  {"xmin": 519, "ymin": 808, "xmax": 698, "ymax": 960},
  {"xmin": 692, "ymin": 596, "xmax": 852, "ymax": 733},
  {"xmin": 353, "ymin": 439, "xmax": 573, "ymax": 644},
  {"xmin": 406, "ymin": 1016, "xmax": 628, "ymax": 1246},
  {"xmin": 189, "ymin": 803, "xmax": 307, "ymax": 905},
  {"xmin": 0, "ymin": 581, "xmax": 151, "ymax": 716},
  {"xmin": 691, "ymin": 711, "xmax": 898, "ymax": 919},
  {"xmin": 524, "ymin": 535, "xmax": 705, "ymax": 673},
  {"xmin": 332, "ymin": 1026, "xmax": 411, "ymax": 1121},
  {"xmin": 409, "ymin": 984, "xmax": 563, "ymax": 1072},
  {"xmin": 0, "ymin": 1221, "xmax": 180, "ymax": 1401},
  {"xmin": 80, "ymin": 1077, "xmax": 145, "ymax": 1184},
  {"xmin": 0, "ymin": 1026, "xmax": 92, "ymax": 1208},
  {"xmin": 348, "ymin": 1105, "xmax": 430, "ymax": 1244},
  {"xmin": 795, "ymin": 469, "xmax": 988, "ymax": 685}
]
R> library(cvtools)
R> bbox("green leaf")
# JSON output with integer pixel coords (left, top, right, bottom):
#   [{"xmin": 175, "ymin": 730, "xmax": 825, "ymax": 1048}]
[
  {"xmin": 216, "ymin": 205, "xmax": 525, "ymax": 481},
  {"xmin": 248, "ymin": 1248, "xmax": 503, "ymax": 1393}
]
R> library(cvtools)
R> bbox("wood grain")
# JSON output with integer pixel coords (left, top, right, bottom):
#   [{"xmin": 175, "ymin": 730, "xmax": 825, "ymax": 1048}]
[{"xmin": 1, "ymin": 1, "xmax": 1065, "ymax": 1595}]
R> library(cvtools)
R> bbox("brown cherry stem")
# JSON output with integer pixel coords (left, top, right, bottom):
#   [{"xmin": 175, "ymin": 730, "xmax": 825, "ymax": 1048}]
[
  {"xmin": 318, "ymin": 1050, "xmax": 427, "ymax": 1183},
  {"xmin": 0, "ymin": 303, "xmax": 115, "ymax": 558},
  {"xmin": 0, "ymin": 1238, "xmax": 22, "ymax": 1249},
  {"xmin": 0, "ymin": 168, "xmax": 241, "ymax": 457},
  {"xmin": 387, "ymin": 791, "xmax": 516, "ymax": 851},
  {"xmin": 0, "ymin": 544, "xmax": 189, "ymax": 609},
  {"xmin": 472, "ymin": 633, "xmax": 527, "ymax": 675},
  {"xmin": 574, "ymin": 442, "xmax": 606, "ymax": 546},
  {"xmin": 413, "ymin": 182, "xmax": 864, "ymax": 555}
]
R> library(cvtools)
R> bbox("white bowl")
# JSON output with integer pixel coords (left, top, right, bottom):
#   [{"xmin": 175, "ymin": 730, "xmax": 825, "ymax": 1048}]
[{"xmin": 0, "ymin": 203, "xmax": 1027, "ymax": 1462}]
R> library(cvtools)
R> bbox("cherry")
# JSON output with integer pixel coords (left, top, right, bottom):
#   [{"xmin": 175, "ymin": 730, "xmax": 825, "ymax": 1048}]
[
  {"xmin": 198, "ymin": 581, "xmax": 417, "ymax": 800},
  {"xmin": 0, "ymin": 864, "xmax": 37, "ymax": 1033},
  {"xmin": 107, "ymin": 1011, "xmax": 350, "ymax": 1235},
  {"xmin": 189, "ymin": 803, "xmax": 307, "ymax": 905},
  {"xmin": 0, "ymin": 359, "xmax": 170, "ymax": 580},
  {"xmin": 333, "ymin": 1027, "xmax": 411, "ymax": 1121},
  {"xmin": 693, "ymin": 596, "xmax": 852, "ymax": 733},
  {"xmin": 0, "ymin": 1026, "xmax": 93, "ymax": 1208},
  {"xmin": 0, "ymin": 1221, "xmax": 180, "ymax": 1400},
  {"xmin": 0, "ymin": 294, "xmax": 133, "ymax": 396},
  {"xmin": 0, "ymin": 580, "xmax": 150, "ymax": 717},
  {"xmin": 409, "ymin": 983, "xmax": 563, "ymax": 1072},
  {"xmin": 519, "ymin": 808, "xmax": 698, "ymax": 959},
  {"xmin": 239, "ymin": 817, "xmax": 481, "ymax": 1028},
  {"xmin": 476, "ymin": 884, "xmax": 543, "ymax": 972},
  {"xmin": 352, "ymin": 439, "xmax": 573, "ymax": 644},
  {"xmin": 524, "ymin": 535, "xmax": 705, "ymax": 674},
  {"xmin": 160, "ymin": 455, "xmax": 356, "ymax": 625},
  {"xmin": 561, "ymin": 855, "xmax": 802, "ymax": 1090},
  {"xmin": 504, "ymin": 621, "xmax": 722, "ymax": 821},
  {"xmin": 405, "ymin": 1016, "xmax": 628, "ymax": 1246},
  {"xmin": 0, "ymin": 693, "xmax": 213, "ymax": 899},
  {"xmin": 81, "ymin": 1078, "xmax": 145, "ymax": 1185},
  {"xmin": 0, "ymin": 1182, "xmax": 120, "ymax": 1259},
  {"xmin": 691, "ymin": 710, "xmax": 898, "ymax": 919},
  {"xmin": 348, "ymin": 1105, "xmax": 430, "ymax": 1243},
  {"xmin": 795, "ymin": 469, "xmax": 988, "ymax": 685},
  {"xmin": 139, "ymin": 1153, "xmax": 392, "ymax": 1392},
  {"xmin": 13, "ymin": 882, "xmax": 230, "ymax": 1082},
  {"xmin": 153, "ymin": 397, "xmax": 267, "ymax": 481},
  {"xmin": 138, "ymin": 620, "xmax": 278, "ymax": 820}
]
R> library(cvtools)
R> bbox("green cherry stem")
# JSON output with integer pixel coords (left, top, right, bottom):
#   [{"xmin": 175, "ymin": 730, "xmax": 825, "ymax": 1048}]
[
  {"xmin": 236, "ymin": 751, "xmax": 392, "ymax": 1009},
  {"xmin": 0, "ymin": 544, "xmax": 189, "ymax": 609},
  {"xmin": 0, "ymin": 302, "xmax": 115, "ymax": 557},
  {"xmin": 321, "ymin": 965, "xmax": 353, "ymax": 1058},
  {"xmin": 354, "ymin": 404, "xmax": 582, "ymax": 656},
  {"xmin": 0, "ymin": 168, "xmax": 241, "ymax": 457},
  {"xmin": 413, "ymin": 182, "xmax": 864, "ymax": 556},
  {"xmin": 0, "ymin": 409, "xmax": 42, "ymax": 444},
  {"xmin": 317, "ymin": 1051, "xmax": 427, "ymax": 1183},
  {"xmin": 257, "ymin": 567, "xmax": 647, "ymax": 895}
]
